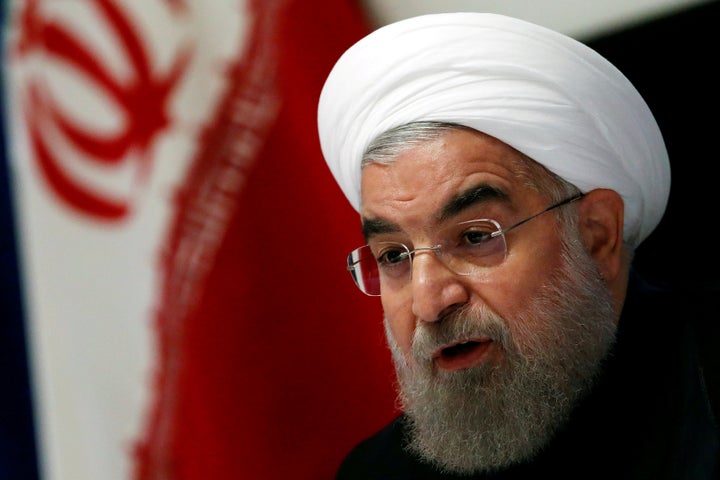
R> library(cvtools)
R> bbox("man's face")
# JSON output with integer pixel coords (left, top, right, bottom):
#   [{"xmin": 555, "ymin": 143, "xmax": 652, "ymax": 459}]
[{"xmin": 359, "ymin": 129, "xmax": 617, "ymax": 473}]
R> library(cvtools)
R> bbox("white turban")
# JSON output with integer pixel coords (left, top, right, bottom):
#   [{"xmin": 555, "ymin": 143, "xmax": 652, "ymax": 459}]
[{"xmin": 317, "ymin": 12, "xmax": 670, "ymax": 248}]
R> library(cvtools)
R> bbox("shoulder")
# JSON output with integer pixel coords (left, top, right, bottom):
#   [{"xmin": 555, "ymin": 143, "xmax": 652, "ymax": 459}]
[
  {"xmin": 625, "ymin": 270, "xmax": 720, "ymax": 443},
  {"xmin": 335, "ymin": 415, "xmax": 407, "ymax": 479},
  {"xmin": 335, "ymin": 415, "xmax": 446, "ymax": 480},
  {"xmin": 687, "ymin": 282, "xmax": 720, "ymax": 431}
]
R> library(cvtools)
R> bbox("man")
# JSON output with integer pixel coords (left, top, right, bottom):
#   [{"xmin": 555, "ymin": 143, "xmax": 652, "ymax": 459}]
[{"xmin": 317, "ymin": 12, "xmax": 718, "ymax": 479}]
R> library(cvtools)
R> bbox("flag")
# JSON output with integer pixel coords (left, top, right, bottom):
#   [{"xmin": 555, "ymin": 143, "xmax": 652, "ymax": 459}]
[{"xmin": 4, "ymin": 0, "xmax": 397, "ymax": 479}]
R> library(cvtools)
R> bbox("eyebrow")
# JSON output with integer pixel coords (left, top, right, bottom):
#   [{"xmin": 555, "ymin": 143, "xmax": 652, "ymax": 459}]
[
  {"xmin": 361, "ymin": 184, "xmax": 508, "ymax": 240},
  {"xmin": 361, "ymin": 217, "xmax": 399, "ymax": 240},
  {"xmin": 438, "ymin": 183, "xmax": 508, "ymax": 222}
]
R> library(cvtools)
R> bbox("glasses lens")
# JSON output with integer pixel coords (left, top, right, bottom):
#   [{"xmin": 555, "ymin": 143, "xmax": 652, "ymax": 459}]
[
  {"xmin": 347, "ymin": 242, "xmax": 412, "ymax": 296},
  {"xmin": 347, "ymin": 245, "xmax": 382, "ymax": 296},
  {"xmin": 439, "ymin": 219, "xmax": 507, "ymax": 274},
  {"xmin": 346, "ymin": 221, "xmax": 507, "ymax": 295}
]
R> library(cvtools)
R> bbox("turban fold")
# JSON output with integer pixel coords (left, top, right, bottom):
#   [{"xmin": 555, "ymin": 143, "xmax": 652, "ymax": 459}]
[{"xmin": 317, "ymin": 12, "xmax": 670, "ymax": 248}]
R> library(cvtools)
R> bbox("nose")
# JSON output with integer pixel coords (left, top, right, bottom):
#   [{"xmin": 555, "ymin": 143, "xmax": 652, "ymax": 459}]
[{"xmin": 410, "ymin": 248, "xmax": 468, "ymax": 323}]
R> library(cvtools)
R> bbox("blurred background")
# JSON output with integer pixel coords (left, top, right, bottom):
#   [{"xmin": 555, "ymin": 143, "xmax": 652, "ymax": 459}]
[{"xmin": 1, "ymin": 1, "xmax": 717, "ymax": 479}]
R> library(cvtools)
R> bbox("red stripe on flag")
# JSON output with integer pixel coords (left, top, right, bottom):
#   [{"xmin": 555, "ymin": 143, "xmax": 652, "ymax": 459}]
[{"xmin": 134, "ymin": 1, "xmax": 398, "ymax": 479}]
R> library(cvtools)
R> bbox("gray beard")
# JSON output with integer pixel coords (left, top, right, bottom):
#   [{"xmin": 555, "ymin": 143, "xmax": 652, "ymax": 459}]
[{"xmin": 385, "ymin": 232, "xmax": 618, "ymax": 474}]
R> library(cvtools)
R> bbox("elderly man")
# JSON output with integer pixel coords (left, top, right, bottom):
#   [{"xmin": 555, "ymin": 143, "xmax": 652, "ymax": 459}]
[{"xmin": 317, "ymin": 12, "xmax": 718, "ymax": 479}]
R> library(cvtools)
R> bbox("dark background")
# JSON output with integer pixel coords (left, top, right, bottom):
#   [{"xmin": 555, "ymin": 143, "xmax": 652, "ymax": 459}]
[{"xmin": 588, "ymin": 0, "xmax": 720, "ymax": 291}]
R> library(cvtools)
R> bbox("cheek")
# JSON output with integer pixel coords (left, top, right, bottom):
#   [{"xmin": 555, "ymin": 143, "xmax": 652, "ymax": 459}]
[
  {"xmin": 382, "ymin": 295, "xmax": 415, "ymax": 359},
  {"xmin": 477, "ymin": 236, "xmax": 566, "ymax": 323}
]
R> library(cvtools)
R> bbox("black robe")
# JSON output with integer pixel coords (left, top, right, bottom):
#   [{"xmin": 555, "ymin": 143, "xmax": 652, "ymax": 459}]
[{"xmin": 336, "ymin": 271, "xmax": 720, "ymax": 479}]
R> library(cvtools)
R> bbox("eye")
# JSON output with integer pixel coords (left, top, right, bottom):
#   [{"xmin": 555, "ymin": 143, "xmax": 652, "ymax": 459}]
[
  {"xmin": 377, "ymin": 246, "xmax": 409, "ymax": 265},
  {"xmin": 447, "ymin": 220, "xmax": 504, "ymax": 261},
  {"xmin": 463, "ymin": 228, "xmax": 494, "ymax": 245},
  {"xmin": 460, "ymin": 224, "xmax": 497, "ymax": 246}
]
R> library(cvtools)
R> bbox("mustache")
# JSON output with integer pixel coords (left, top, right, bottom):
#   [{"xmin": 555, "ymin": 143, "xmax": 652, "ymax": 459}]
[{"xmin": 411, "ymin": 303, "xmax": 515, "ymax": 363}]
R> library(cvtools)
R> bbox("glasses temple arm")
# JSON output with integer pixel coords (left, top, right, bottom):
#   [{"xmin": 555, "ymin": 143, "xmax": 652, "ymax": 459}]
[{"xmin": 500, "ymin": 193, "xmax": 585, "ymax": 235}]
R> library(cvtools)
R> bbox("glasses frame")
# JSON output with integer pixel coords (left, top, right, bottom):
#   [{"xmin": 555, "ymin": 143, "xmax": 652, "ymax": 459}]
[{"xmin": 347, "ymin": 193, "xmax": 585, "ymax": 296}]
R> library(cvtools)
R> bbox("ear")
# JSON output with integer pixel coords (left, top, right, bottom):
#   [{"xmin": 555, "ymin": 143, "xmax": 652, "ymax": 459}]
[{"xmin": 577, "ymin": 189, "xmax": 624, "ymax": 283}]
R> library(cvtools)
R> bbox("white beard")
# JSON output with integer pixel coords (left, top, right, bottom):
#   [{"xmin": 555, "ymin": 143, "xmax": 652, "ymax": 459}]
[{"xmin": 386, "ymin": 231, "xmax": 617, "ymax": 474}]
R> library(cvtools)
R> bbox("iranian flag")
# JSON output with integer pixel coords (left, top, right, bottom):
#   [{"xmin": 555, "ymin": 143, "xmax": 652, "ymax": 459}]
[{"xmin": 4, "ymin": 0, "xmax": 397, "ymax": 479}]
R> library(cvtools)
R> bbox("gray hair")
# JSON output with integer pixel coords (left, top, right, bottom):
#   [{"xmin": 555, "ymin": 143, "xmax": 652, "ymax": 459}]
[{"xmin": 363, "ymin": 121, "xmax": 579, "ymax": 208}]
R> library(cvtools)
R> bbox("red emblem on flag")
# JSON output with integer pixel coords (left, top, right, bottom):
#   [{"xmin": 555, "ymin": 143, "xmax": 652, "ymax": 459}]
[{"xmin": 15, "ymin": 0, "xmax": 191, "ymax": 220}]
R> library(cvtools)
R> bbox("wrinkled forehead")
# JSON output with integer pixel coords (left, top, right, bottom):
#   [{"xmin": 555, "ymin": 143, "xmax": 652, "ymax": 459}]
[{"xmin": 358, "ymin": 128, "xmax": 547, "ymax": 231}]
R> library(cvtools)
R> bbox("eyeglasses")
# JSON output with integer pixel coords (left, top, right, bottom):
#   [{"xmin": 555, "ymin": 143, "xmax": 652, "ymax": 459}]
[{"xmin": 346, "ymin": 193, "xmax": 584, "ymax": 296}]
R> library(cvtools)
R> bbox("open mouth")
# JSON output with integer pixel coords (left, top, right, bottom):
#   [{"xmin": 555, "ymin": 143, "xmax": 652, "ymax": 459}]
[{"xmin": 433, "ymin": 338, "xmax": 493, "ymax": 371}]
